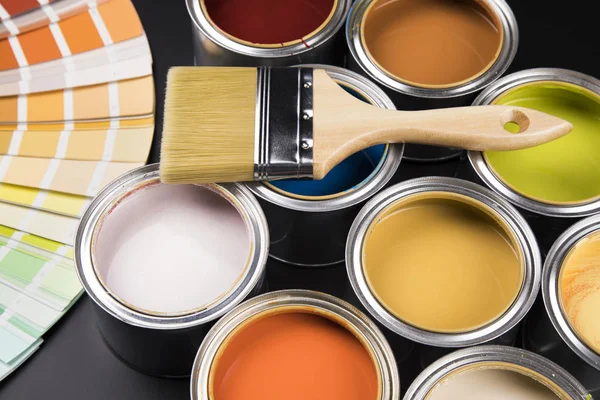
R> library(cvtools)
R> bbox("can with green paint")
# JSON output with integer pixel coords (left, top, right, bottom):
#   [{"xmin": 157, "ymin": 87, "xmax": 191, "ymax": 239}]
[{"xmin": 469, "ymin": 68, "xmax": 600, "ymax": 217}]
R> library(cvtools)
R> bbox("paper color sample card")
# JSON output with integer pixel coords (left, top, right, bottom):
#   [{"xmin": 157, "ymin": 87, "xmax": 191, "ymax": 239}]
[
  {"xmin": 0, "ymin": 0, "xmax": 144, "ymax": 71},
  {"xmin": 0, "ymin": 76, "xmax": 155, "ymax": 123},
  {"xmin": 0, "ymin": 0, "xmax": 154, "ymax": 379},
  {"xmin": 0, "ymin": 126, "xmax": 154, "ymax": 162},
  {"xmin": 0, "ymin": 339, "xmax": 41, "ymax": 381},
  {"xmin": 0, "ymin": 184, "xmax": 90, "ymax": 218},
  {"xmin": 0, "ymin": 0, "xmax": 110, "ymax": 39}
]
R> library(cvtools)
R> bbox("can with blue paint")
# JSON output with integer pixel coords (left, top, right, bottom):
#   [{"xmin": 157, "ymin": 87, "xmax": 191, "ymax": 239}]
[{"xmin": 247, "ymin": 65, "xmax": 403, "ymax": 267}]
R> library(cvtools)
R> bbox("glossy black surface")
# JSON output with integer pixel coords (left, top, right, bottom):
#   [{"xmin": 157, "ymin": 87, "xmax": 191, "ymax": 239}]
[{"xmin": 1, "ymin": 0, "xmax": 599, "ymax": 398}]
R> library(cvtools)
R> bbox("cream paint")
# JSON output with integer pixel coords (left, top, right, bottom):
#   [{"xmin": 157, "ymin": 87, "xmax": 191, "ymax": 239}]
[
  {"xmin": 427, "ymin": 367, "xmax": 559, "ymax": 400},
  {"xmin": 94, "ymin": 182, "xmax": 251, "ymax": 316}
]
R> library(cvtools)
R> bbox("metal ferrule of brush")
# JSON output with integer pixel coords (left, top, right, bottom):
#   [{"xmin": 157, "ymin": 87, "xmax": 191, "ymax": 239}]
[{"xmin": 254, "ymin": 67, "xmax": 314, "ymax": 181}]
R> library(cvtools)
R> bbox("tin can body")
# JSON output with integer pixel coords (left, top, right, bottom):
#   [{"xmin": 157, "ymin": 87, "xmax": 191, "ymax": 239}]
[
  {"xmin": 523, "ymin": 214, "xmax": 600, "ymax": 396},
  {"xmin": 469, "ymin": 68, "xmax": 600, "ymax": 218},
  {"xmin": 346, "ymin": 0, "xmax": 518, "ymax": 162},
  {"xmin": 191, "ymin": 290, "xmax": 400, "ymax": 399},
  {"xmin": 346, "ymin": 177, "xmax": 541, "ymax": 353},
  {"xmin": 404, "ymin": 345, "xmax": 591, "ymax": 399},
  {"xmin": 187, "ymin": 0, "xmax": 349, "ymax": 67},
  {"xmin": 247, "ymin": 65, "xmax": 403, "ymax": 267},
  {"xmin": 75, "ymin": 164, "xmax": 270, "ymax": 377}
]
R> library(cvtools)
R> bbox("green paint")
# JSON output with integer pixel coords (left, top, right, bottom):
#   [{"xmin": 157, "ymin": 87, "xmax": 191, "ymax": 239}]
[{"xmin": 484, "ymin": 82, "xmax": 600, "ymax": 204}]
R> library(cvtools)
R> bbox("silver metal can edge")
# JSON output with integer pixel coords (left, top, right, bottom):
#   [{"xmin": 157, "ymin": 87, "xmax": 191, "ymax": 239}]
[
  {"xmin": 403, "ymin": 345, "xmax": 591, "ymax": 399},
  {"xmin": 74, "ymin": 163, "xmax": 270, "ymax": 331},
  {"xmin": 542, "ymin": 213, "xmax": 600, "ymax": 371},
  {"xmin": 186, "ymin": 0, "xmax": 350, "ymax": 59},
  {"xmin": 246, "ymin": 64, "xmax": 403, "ymax": 213},
  {"xmin": 345, "ymin": 0, "xmax": 519, "ymax": 99},
  {"xmin": 190, "ymin": 289, "xmax": 400, "ymax": 400},
  {"xmin": 468, "ymin": 68, "xmax": 600, "ymax": 217},
  {"xmin": 346, "ymin": 176, "xmax": 541, "ymax": 347}
]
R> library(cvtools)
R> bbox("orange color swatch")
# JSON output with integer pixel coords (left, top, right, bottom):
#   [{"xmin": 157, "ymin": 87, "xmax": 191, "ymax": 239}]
[
  {"xmin": 0, "ymin": 0, "xmax": 144, "ymax": 71},
  {"xmin": 0, "ymin": 75, "xmax": 154, "ymax": 123},
  {"xmin": 212, "ymin": 312, "xmax": 379, "ymax": 400}
]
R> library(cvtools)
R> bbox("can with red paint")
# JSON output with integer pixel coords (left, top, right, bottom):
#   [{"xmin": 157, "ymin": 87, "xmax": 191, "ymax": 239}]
[{"xmin": 186, "ymin": 0, "xmax": 349, "ymax": 66}]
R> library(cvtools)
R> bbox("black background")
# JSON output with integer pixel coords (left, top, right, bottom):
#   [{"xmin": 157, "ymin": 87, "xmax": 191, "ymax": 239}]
[{"xmin": 1, "ymin": 0, "xmax": 599, "ymax": 398}]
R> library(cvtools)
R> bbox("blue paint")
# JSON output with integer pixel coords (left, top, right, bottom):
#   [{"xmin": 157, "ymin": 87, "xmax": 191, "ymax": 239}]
[{"xmin": 270, "ymin": 85, "xmax": 387, "ymax": 197}]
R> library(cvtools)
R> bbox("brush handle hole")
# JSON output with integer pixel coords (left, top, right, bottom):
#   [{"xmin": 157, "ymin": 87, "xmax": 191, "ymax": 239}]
[{"xmin": 501, "ymin": 109, "xmax": 530, "ymax": 134}]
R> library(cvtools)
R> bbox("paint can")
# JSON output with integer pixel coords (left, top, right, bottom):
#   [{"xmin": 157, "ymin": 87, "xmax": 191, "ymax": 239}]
[
  {"xmin": 191, "ymin": 290, "xmax": 400, "ymax": 400},
  {"xmin": 346, "ymin": 0, "xmax": 518, "ymax": 162},
  {"xmin": 346, "ymin": 177, "xmax": 541, "ymax": 362},
  {"xmin": 404, "ymin": 345, "xmax": 591, "ymax": 399},
  {"xmin": 74, "ymin": 164, "xmax": 269, "ymax": 377},
  {"xmin": 469, "ymin": 68, "xmax": 600, "ymax": 218},
  {"xmin": 187, "ymin": 0, "xmax": 349, "ymax": 67},
  {"xmin": 247, "ymin": 64, "xmax": 403, "ymax": 267},
  {"xmin": 523, "ymin": 214, "xmax": 600, "ymax": 397}
]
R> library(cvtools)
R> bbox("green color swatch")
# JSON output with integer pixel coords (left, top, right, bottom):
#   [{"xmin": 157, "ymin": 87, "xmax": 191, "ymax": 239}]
[{"xmin": 484, "ymin": 82, "xmax": 600, "ymax": 204}]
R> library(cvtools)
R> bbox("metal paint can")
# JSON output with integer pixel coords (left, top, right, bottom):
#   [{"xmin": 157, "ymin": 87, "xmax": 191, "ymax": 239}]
[
  {"xmin": 523, "ymin": 214, "xmax": 600, "ymax": 397},
  {"xmin": 246, "ymin": 64, "xmax": 403, "ymax": 267},
  {"xmin": 74, "ymin": 164, "xmax": 269, "ymax": 377},
  {"xmin": 404, "ymin": 345, "xmax": 591, "ymax": 399},
  {"xmin": 191, "ymin": 290, "xmax": 400, "ymax": 399},
  {"xmin": 187, "ymin": 0, "xmax": 349, "ymax": 67},
  {"xmin": 469, "ymin": 68, "xmax": 600, "ymax": 218},
  {"xmin": 346, "ymin": 177, "xmax": 541, "ymax": 363},
  {"xmin": 346, "ymin": 0, "xmax": 518, "ymax": 162}
]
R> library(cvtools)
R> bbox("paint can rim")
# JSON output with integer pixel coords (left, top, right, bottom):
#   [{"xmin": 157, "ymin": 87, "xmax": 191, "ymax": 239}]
[
  {"xmin": 542, "ymin": 214, "xmax": 600, "ymax": 372},
  {"xmin": 74, "ymin": 163, "xmax": 270, "ymax": 330},
  {"xmin": 246, "ymin": 64, "xmax": 403, "ymax": 213},
  {"xmin": 468, "ymin": 67, "xmax": 600, "ymax": 217},
  {"xmin": 403, "ymin": 345, "xmax": 590, "ymax": 399},
  {"xmin": 186, "ymin": 0, "xmax": 349, "ymax": 58},
  {"xmin": 190, "ymin": 289, "xmax": 400, "ymax": 400},
  {"xmin": 345, "ymin": 0, "xmax": 519, "ymax": 98},
  {"xmin": 346, "ymin": 177, "xmax": 541, "ymax": 347}
]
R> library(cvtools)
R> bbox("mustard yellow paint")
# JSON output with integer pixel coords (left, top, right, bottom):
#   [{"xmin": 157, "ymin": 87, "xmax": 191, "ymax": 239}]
[{"xmin": 363, "ymin": 192, "xmax": 523, "ymax": 333}]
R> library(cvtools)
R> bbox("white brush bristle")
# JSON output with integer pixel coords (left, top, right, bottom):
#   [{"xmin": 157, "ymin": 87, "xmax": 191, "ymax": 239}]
[{"xmin": 160, "ymin": 67, "xmax": 256, "ymax": 184}]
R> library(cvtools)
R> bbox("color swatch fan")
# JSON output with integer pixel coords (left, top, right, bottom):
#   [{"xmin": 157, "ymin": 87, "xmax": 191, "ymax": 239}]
[{"xmin": 0, "ymin": 0, "xmax": 154, "ymax": 380}]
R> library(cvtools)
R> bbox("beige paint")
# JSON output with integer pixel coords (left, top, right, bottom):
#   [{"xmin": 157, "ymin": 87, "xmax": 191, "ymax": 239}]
[
  {"xmin": 363, "ymin": 192, "xmax": 523, "ymax": 332},
  {"xmin": 362, "ymin": 0, "xmax": 503, "ymax": 88},
  {"xmin": 426, "ymin": 363, "xmax": 561, "ymax": 400},
  {"xmin": 560, "ymin": 230, "xmax": 600, "ymax": 355}
]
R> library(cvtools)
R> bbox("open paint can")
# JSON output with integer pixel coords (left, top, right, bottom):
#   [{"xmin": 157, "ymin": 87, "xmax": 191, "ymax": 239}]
[
  {"xmin": 469, "ymin": 68, "xmax": 600, "ymax": 217},
  {"xmin": 524, "ymin": 214, "xmax": 600, "ymax": 397},
  {"xmin": 191, "ymin": 290, "xmax": 400, "ymax": 400},
  {"xmin": 187, "ymin": 0, "xmax": 349, "ymax": 66},
  {"xmin": 74, "ymin": 164, "xmax": 269, "ymax": 377},
  {"xmin": 404, "ymin": 345, "xmax": 591, "ymax": 399},
  {"xmin": 346, "ymin": 177, "xmax": 541, "ymax": 360},
  {"xmin": 346, "ymin": 0, "xmax": 518, "ymax": 162},
  {"xmin": 247, "ymin": 64, "xmax": 403, "ymax": 267}
]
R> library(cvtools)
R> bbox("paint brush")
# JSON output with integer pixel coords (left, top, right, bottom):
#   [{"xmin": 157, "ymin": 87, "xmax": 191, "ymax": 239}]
[{"xmin": 160, "ymin": 67, "xmax": 573, "ymax": 184}]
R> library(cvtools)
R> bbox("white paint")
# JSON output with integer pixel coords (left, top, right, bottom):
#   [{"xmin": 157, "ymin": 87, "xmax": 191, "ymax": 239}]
[
  {"xmin": 94, "ymin": 183, "xmax": 251, "ymax": 315},
  {"xmin": 427, "ymin": 367, "xmax": 559, "ymax": 400}
]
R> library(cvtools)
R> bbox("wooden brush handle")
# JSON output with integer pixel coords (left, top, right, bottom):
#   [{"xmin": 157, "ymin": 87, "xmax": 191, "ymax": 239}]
[{"xmin": 313, "ymin": 70, "xmax": 573, "ymax": 179}]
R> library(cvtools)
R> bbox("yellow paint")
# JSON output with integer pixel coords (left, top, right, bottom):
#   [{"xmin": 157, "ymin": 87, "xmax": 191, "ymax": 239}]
[
  {"xmin": 363, "ymin": 192, "xmax": 523, "ymax": 332},
  {"xmin": 560, "ymin": 230, "xmax": 600, "ymax": 355}
]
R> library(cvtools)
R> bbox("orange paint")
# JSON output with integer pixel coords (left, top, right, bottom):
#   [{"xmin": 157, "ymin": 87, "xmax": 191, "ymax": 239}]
[
  {"xmin": 18, "ymin": 26, "xmax": 62, "ymax": 65},
  {"xmin": 61, "ymin": 12, "xmax": 104, "ymax": 55},
  {"xmin": 211, "ymin": 312, "xmax": 379, "ymax": 400}
]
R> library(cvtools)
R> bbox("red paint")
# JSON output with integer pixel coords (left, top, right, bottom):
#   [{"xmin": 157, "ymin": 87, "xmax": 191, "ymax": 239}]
[{"xmin": 203, "ymin": 0, "xmax": 335, "ymax": 45}]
